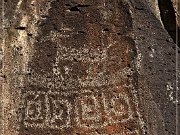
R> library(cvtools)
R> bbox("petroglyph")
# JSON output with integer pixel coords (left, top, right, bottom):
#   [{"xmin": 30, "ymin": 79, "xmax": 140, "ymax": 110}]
[
  {"xmin": 26, "ymin": 66, "xmax": 134, "ymax": 91},
  {"xmin": 23, "ymin": 90, "xmax": 137, "ymax": 131},
  {"xmin": 25, "ymin": 95, "xmax": 44, "ymax": 121},
  {"xmin": 1, "ymin": 0, "xmax": 177, "ymax": 134},
  {"xmin": 166, "ymin": 82, "xmax": 177, "ymax": 104},
  {"xmin": 12, "ymin": 0, "xmax": 143, "ymax": 134}
]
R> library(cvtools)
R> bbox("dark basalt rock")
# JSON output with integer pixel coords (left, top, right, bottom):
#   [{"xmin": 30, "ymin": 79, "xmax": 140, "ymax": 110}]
[{"xmin": 0, "ymin": 0, "xmax": 179, "ymax": 135}]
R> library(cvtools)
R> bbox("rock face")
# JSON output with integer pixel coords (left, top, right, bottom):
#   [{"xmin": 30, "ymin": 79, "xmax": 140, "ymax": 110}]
[
  {"xmin": 145, "ymin": 0, "xmax": 179, "ymax": 46},
  {"xmin": 146, "ymin": 0, "xmax": 162, "ymax": 24},
  {"xmin": 172, "ymin": 0, "xmax": 180, "ymax": 27},
  {"xmin": 0, "ymin": 0, "xmax": 178, "ymax": 135}
]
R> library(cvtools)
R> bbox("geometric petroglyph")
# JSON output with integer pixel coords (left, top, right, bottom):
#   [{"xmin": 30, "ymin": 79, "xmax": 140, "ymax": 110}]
[
  {"xmin": 24, "ymin": 93, "xmax": 45, "ymax": 123},
  {"xmin": 49, "ymin": 96, "xmax": 72, "ymax": 129},
  {"xmin": 27, "ymin": 67, "xmax": 134, "ymax": 90},
  {"xmin": 23, "ymin": 90, "xmax": 134, "ymax": 130},
  {"xmin": 75, "ymin": 94, "xmax": 103, "ymax": 128},
  {"xmin": 103, "ymin": 93, "xmax": 132, "ymax": 125}
]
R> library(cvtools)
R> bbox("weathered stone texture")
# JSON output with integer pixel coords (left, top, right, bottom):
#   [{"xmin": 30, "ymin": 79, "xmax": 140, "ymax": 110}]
[
  {"xmin": 0, "ymin": 0, "xmax": 178, "ymax": 135},
  {"xmin": 172, "ymin": 0, "xmax": 180, "ymax": 27},
  {"xmin": 146, "ymin": 0, "xmax": 162, "ymax": 24}
]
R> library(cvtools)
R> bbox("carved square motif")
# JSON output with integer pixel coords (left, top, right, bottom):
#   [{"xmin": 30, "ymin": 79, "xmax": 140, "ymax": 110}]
[
  {"xmin": 75, "ymin": 94, "xmax": 103, "ymax": 128},
  {"xmin": 24, "ymin": 92, "xmax": 46, "ymax": 125},
  {"xmin": 49, "ymin": 95, "xmax": 72, "ymax": 129},
  {"xmin": 103, "ymin": 92, "xmax": 132, "ymax": 124}
]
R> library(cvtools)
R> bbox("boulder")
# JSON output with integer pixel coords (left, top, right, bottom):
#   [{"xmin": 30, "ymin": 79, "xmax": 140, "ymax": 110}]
[{"xmin": 0, "ymin": 0, "xmax": 178, "ymax": 135}]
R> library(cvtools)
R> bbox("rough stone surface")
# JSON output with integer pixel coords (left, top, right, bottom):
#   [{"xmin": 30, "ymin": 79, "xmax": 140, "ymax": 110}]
[
  {"xmin": 144, "ymin": 0, "xmax": 179, "ymax": 46},
  {"xmin": 0, "ymin": 0, "xmax": 179, "ymax": 135},
  {"xmin": 146, "ymin": 0, "xmax": 180, "ymax": 28},
  {"xmin": 145, "ymin": 0, "xmax": 162, "ymax": 25},
  {"xmin": 157, "ymin": 0, "xmax": 179, "ymax": 46},
  {"xmin": 172, "ymin": 0, "xmax": 180, "ymax": 27}
]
